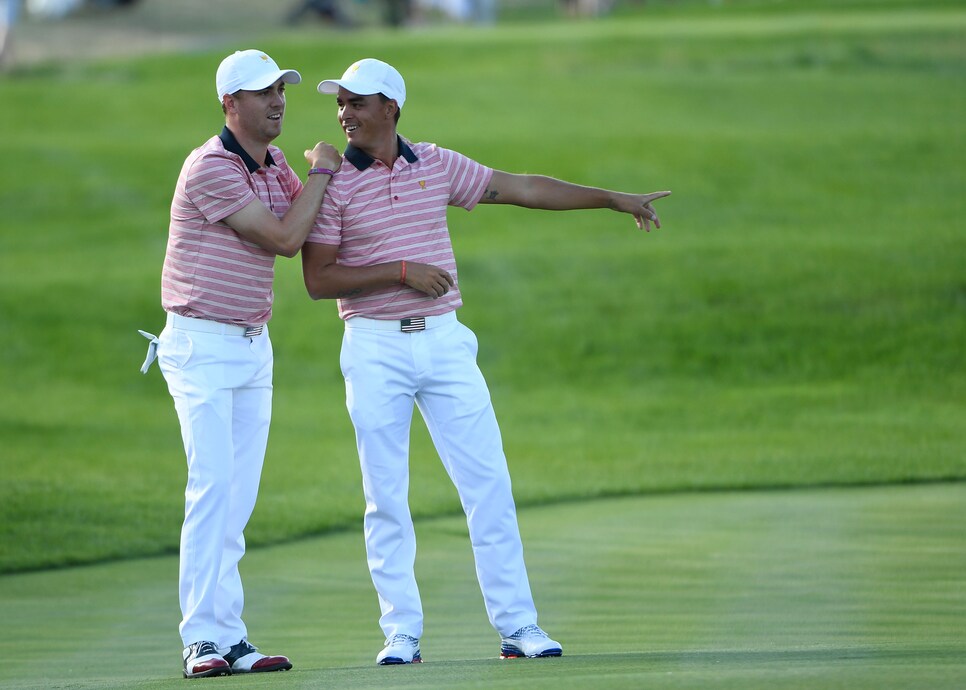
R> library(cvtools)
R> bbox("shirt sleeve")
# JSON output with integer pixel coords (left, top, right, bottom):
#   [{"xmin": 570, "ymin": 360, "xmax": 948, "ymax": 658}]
[
  {"xmin": 437, "ymin": 146, "xmax": 493, "ymax": 211},
  {"xmin": 183, "ymin": 150, "xmax": 257, "ymax": 224}
]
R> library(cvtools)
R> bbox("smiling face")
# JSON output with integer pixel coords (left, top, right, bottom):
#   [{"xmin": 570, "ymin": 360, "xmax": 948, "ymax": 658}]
[
  {"xmin": 336, "ymin": 87, "xmax": 397, "ymax": 153},
  {"xmin": 225, "ymin": 79, "xmax": 287, "ymax": 144}
]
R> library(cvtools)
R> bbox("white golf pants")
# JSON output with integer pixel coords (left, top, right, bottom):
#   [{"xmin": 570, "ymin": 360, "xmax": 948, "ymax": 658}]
[
  {"xmin": 341, "ymin": 312, "xmax": 538, "ymax": 639},
  {"xmin": 157, "ymin": 315, "xmax": 273, "ymax": 648}
]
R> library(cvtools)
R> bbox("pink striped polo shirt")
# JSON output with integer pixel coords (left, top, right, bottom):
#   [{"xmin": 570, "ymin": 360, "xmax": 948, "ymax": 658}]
[
  {"xmin": 161, "ymin": 127, "xmax": 303, "ymax": 326},
  {"xmin": 306, "ymin": 137, "xmax": 493, "ymax": 321}
]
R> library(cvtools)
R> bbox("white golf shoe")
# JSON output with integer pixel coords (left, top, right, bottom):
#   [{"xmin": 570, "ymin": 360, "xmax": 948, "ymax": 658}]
[
  {"xmin": 500, "ymin": 624, "xmax": 563, "ymax": 659},
  {"xmin": 376, "ymin": 633, "xmax": 422, "ymax": 665}
]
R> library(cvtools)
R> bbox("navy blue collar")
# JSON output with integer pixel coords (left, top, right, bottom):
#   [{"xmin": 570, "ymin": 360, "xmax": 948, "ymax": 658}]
[
  {"xmin": 345, "ymin": 136, "xmax": 418, "ymax": 171},
  {"xmin": 220, "ymin": 126, "xmax": 276, "ymax": 173}
]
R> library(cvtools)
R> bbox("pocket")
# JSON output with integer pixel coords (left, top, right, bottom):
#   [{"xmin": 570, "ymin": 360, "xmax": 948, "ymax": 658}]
[
  {"xmin": 158, "ymin": 327, "xmax": 193, "ymax": 371},
  {"xmin": 457, "ymin": 322, "xmax": 479, "ymax": 358},
  {"xmin": 339, "ymin": 330, "xmax": 350, "ymax": 379}
]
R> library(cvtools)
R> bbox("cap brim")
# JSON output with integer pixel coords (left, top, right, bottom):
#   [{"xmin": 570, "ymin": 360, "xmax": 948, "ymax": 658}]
[
  {"xmin": 317, "ymin": 78, "xmax": 380, "ymax": 96},
  {"xmin": 245, "ymin": 69, "xmax": 302, "ymax": 92}
]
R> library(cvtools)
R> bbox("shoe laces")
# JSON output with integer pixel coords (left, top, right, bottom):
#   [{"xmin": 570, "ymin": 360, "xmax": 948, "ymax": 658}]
[
  {"xmin": 190, "ymin": 640, "xmax": 220, "ymax": 657},
  {"xmin": 510, "ymin": 624, "xmax": 547, "ymax": 640},
  {"xmin": 225, "ymin": 639, "xmax": 257, "ymax": 664},
  {"xmin": 385, "ymin": 633, "xmax": 419, "ymax": 646}
]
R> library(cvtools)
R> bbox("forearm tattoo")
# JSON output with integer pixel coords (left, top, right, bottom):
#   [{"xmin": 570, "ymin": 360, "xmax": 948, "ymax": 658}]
[{"xmin": 484, "ymin": 187, "xmax": 500, "ymax": 201}]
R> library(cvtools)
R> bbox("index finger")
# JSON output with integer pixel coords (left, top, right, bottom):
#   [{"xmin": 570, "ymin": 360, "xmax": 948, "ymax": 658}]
[{"xmin": 643, "ymin": 190, "xmax": 672, "ymax": 204}]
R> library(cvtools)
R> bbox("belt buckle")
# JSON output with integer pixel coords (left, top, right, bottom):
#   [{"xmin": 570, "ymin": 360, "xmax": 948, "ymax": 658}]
[
  {"xmin": 244, "ymin": 325, "xmax": 264, "ymax": 337},
  {"xmin": 400, "ymin": 317, "xmax": 426, "ymax": 333}
]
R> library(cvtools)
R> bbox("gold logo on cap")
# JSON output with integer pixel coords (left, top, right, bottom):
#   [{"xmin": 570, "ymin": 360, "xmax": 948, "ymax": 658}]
[{"xmin": 260, "ymin": 54, "xmax": 269, "ymax": 61}]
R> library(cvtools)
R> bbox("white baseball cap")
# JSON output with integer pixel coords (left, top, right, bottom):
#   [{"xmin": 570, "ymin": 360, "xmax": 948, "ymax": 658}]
[
  {"xmin": 317, "ymin": 58, "xmax": 406, "ymax": 109},
  {"xmin": 216, "ymin": 50, "xmax": 301, "ymax": 101}
]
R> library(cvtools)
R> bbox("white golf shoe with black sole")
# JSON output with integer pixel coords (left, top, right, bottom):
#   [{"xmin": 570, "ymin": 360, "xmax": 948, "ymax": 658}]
[
  {"xmin": 500, "ymin": 624, "xmax": 563, "ymax": 659},
  {"xmin": 376, "ymin": 634, "xmax": 422, "ymax": 665}
]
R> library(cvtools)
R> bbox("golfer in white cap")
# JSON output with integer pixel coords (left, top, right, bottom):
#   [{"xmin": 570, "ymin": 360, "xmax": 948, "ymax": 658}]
[
  {"xmin": 141, "ymin": 49, "xmax": 342, "ymax": 679},
  {"xmin": 303, "ymin": 57, "xmax": 669, "ymax": 666}
]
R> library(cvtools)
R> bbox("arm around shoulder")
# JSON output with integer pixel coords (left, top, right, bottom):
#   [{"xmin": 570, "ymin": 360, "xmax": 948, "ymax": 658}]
[{"xmin": 223, "ymin": 142, "xmax": 342, "ymax": 257}]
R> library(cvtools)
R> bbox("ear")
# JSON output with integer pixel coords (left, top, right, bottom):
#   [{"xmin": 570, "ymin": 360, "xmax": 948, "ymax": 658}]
[
  {"xmin": 222, "ymin": 93, "xmax": 236, "ymax": 114},
  {"xmin": 386, "ymin": 100, "xmax": 398, "ymax": 119}
]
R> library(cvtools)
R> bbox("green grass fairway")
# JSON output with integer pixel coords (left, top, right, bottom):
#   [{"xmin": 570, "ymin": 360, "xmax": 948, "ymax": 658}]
[
  {"xmin": 1, "ymin": 485, "xmax": 964, "ymax": 689},
  {"xmin": 0, "ymin": 1, "xmax": 964, "ymax": 687}
]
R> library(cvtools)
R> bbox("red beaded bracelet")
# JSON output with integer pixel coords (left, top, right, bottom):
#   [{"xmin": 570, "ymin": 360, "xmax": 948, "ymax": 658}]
[{"xmin": 400, "ymin": 260, "xmax": 407, "ymax": 285}]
